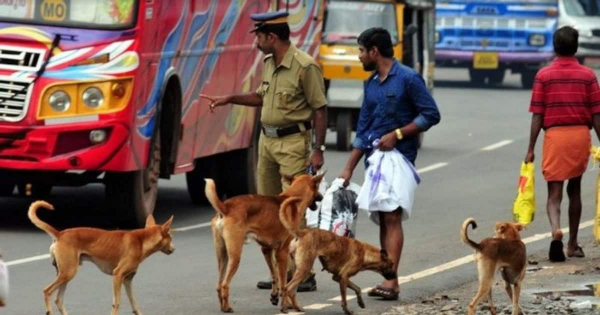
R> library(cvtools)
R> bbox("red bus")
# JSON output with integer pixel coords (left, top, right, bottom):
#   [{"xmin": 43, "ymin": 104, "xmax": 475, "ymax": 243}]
[{"xmin": 0, "ymin": 0, "xmax": 324, "ymax": 226}]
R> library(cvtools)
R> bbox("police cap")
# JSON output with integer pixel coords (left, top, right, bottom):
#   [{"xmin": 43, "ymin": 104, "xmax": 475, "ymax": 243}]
[{"xmin": 250, "ymin": 11, "xmax": 289, "ymax": 33}]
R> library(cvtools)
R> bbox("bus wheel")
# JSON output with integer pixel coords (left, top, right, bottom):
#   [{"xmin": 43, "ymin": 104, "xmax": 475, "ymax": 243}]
[
  {"xmin": 106, "ymin": 129, "xmax": 161, "ymax": 228},
  {"xmin": 186, "ymin": 155, "xmax": 218, "ymax": 205},
  {"xmin": 521, "ymin": 71, "xmax": 536, "ymax": 89},
  {"xmin": 225, "ymin": 136, "xmax": 258, "ymax": 198},
  {"xmin": 17, "ymin": 183, "xmax": 52, "ymax": 199},
  {"xmin": 336, "ymin": 110, "xmax": 352, "ymax": 151},
  {"xmin": 0, "ymin": 184, "xmax": 15, "ymax": 197},
  {"xmin": 488, "ymin": 70, "xmax": 505, "ymax": 85},
  {"xmin": 469, "ymin": 68, "xmax": 486, "ymax": 86}
]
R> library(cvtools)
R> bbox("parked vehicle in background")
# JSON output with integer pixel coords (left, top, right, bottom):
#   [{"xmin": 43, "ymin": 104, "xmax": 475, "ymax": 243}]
[
  {"xmin": 559, "ymin": 0, "xmax": 600, "ymax": 62},
  {"xmin": 319, "ymin": 0, "xmax": 436, "ymax": 151},
  {"xmin": 435, "ymin": 0, "xmax": 559, "ymax": 88}
]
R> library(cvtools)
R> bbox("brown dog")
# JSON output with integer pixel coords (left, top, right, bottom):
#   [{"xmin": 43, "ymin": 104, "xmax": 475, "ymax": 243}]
[
  {"xmin": 205, "ymin": 173, "xmax": 325, "ymax": 313},
  {"xmin": 28, "ymin": 201, "xmax": 175, "ymax": 315},
  {"xmin": 461, "ymin": 218, "xmax": 526, "ymax": 315},
  {"xmin": 279, "ymin": 197, "xmax": 396, "ymax": 315}
]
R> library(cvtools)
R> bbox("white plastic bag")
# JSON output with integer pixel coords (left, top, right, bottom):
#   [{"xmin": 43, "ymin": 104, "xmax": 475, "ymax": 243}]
[
  {"xmin": 356, "ymin": 148, "xmax": 420, "ymax": 225},
  {"xmin": 306, "ymin": 179, "xmax": 361, "ymax": 237},
  {"xmin": 0, "ymin": 253, "xmax": 8, "ymax": 307},
  {"xmin": 305, "ymin": 179, "xmax": 328, "ymax": 228}
]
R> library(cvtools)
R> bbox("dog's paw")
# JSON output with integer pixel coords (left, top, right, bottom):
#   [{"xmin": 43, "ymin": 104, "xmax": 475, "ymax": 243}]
[
  {"xmin": 270, "ymin": 294, "xmax": 279, "ymax": 306},
  {"xmin": 220, "ymin": 306, "xmax": 234, "ymax": 313},
  {"xmin": 279, "ymin": 307, "xmax": 288, "ymax": 314},
  {"xmin": 358, "ymin": 299, "xmax": 365, "ymax": 308}
]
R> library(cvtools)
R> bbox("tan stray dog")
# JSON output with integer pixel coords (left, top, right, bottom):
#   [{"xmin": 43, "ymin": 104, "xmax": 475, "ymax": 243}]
[
  {"xmin": 461, "ymin": 218, "xmax": 526, "ymax": 315},
  {"xmin": 205, "ymin": 173, "xmax": 325, "ymax": 313},
  {"xmin": 279, "ymin": 197, "xmax": 396, "ymax": 315},
  {"xmin": 28, "ymin": 201, "xmax": 175, "ymax": 315}
]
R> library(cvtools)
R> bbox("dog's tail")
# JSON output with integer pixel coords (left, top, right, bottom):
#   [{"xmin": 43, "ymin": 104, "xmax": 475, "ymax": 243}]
[
  {"xmin": 461, "ymin": 217, "xmax": 480, "ymax": 251},
  {"xmin": 204, "ymin": 179, "xmax": 227, "ymax": 216},
  {"xmin": 28, "ymin": 200, "xmax": 59, "ymax": 240},
  {"xmin": 279, "ymin": 196, "xmax": 304, "ymax": 237}
]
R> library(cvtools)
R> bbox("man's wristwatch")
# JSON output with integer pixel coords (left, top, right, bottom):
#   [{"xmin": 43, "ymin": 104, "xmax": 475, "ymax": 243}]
[
  {"xmin": 314, "ymin": 144, "xmax": 326, "ymax": 152},
  {"xmin": 395, "ymin": 128, "xmax": 403, "ymax": 140}
]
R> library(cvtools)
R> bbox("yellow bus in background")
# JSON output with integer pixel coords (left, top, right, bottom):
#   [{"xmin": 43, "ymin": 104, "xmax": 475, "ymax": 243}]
[{"xmin": 319, "ymin": 0, "xmax": 436, "ymax": 150}]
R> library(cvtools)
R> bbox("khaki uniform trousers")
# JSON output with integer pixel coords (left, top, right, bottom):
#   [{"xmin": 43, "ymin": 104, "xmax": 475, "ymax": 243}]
[{"xmin": 257, "ymin": 131, "xmax": 312, "ymax": 280}]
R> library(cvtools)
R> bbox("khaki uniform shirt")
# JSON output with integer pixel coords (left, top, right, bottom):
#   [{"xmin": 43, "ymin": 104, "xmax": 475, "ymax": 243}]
[{"xmin": 255, "ymin": 45, "xmax": 327, "ymax": 127}]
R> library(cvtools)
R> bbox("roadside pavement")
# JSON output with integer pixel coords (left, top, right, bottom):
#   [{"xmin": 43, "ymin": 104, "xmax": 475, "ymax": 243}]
[{"xmin": 381, "ymin": 237, "xmax": 600, "ymax": 315}]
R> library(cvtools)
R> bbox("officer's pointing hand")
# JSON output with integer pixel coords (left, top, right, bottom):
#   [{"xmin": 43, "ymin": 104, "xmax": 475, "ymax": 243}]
[{"xmin": 199, "ymin": 94, "xmax": 230, "ymax": 113}]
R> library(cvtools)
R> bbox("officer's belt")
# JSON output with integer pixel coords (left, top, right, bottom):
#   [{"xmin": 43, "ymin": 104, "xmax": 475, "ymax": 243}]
[{"xmin": 262, "ymin": 122, "xmax": 311, "ymax": 138}]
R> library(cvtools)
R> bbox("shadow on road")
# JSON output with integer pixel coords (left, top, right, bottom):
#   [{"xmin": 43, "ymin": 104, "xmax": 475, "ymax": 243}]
[
  {"xmin": 0, "ymin": 184, "xmax": 202, "ymax": 232},
  {"xmin": 435, "ymin": 79, "xmax": 524, "ymax": 91}
]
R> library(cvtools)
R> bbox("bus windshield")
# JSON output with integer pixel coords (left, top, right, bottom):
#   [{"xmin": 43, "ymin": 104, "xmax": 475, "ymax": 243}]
[
  {"xmin": 323, "ymin": 1, "xmax": 398, "ymax": 45},
  {"xmin": 0, "ymin": 0, "xmax": 137, "ymax": 30}
]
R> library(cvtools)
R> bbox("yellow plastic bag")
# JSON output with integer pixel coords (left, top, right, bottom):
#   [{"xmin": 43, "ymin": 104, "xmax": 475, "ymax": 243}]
[
  {"xmin": 513, "ymin": 162, "xmax": 536, "ymax": 225},
  {"xmin": 591, "ymin": 146, "xmax": 600, "ymax": 244}
]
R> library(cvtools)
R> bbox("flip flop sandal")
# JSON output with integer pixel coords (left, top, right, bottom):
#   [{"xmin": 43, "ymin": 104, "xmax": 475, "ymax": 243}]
[
  {"xmin": 367, "ymin": 285, "xmax": 383, "ymax": 297},
  {"xmin": 368, "ymin": 286, "xmax": 399, "ymax": 300},
  {"xmin": 567, "ymin": 246, "xmax": 585, "ymax": 258},
  {"xmin": 549, "ymin": 240, "xmax": 566, "ymax": 262}
]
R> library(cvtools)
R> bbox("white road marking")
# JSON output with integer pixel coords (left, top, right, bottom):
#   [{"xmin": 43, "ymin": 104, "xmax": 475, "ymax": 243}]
[
  {"xmin": 417, "ymin": 162, "xmax": 449, "ymax": 174},
  {"xmin": 6, "ymin": 254, "xmax": 51, "ymax": 266},
  {"xmin": 481, "ymin": 139, "xmax": 514, "ymax": 151},
  {"xmin": 304, "ymin": 303, "xmax": 333, "ymax": 310},
  {"xmin": 171, "ymin": 222, "xmax": 212, "ymax": 232},
  {"xmin": 328, "ymin": 295, "xmax": 356, "ymax": 302}
]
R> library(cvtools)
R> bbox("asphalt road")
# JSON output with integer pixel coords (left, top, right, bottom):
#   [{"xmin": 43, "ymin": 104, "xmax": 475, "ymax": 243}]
[{"xmin": 2, "ymin": 68, "xmax": 599, "ymax": 315}]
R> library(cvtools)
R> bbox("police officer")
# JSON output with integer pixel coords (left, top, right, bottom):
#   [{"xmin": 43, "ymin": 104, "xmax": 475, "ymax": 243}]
[{"xmin": 200, "ymin": 10, "xmax": 327, "ymax": 292}]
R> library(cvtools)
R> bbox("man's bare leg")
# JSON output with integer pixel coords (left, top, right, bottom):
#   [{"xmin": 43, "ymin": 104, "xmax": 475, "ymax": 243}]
[
  {"xmin": 566, "ymin": 176, "xmax": 584, "ymax": 256},
  {"xmin": 379, "ymin": 209, "xmax": 403, "ymax": 292}
]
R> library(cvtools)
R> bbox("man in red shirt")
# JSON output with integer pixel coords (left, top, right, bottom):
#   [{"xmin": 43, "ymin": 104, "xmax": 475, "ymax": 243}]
[{"xmin": 525, "ymin": 26, "xmax": 600, "ymax": 262}]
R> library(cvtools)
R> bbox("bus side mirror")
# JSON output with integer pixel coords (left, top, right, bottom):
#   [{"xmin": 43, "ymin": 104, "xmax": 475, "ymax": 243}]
[{"xmin": 404, "ymin": 24, "xmax": 418, "ymax": 37}]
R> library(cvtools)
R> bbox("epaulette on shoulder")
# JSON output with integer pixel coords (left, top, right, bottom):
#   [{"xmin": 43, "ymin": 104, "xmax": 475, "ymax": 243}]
[
  {"xmin": 263, "ymin": 54, "xmax": 273, "ymax": 62},
  {"xmin": 293, "ymin": 50, "xmax": 315, "ymax": 68}
]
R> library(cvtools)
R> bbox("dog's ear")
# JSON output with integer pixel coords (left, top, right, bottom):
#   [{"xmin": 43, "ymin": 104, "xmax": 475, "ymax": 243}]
[
  {"xmin": 162, "ymin": 215, "xmax": 174, "ymax": 231},
  {"xmin": 313, "ymin": 171, "xmax": 326, "ymax": 184},
  {"xmin": 380, "ymin": 249, "xmax": 389, "ymax": 259},
  {"xmin": 495, "ymin": 222, "xmax": 506, "ymax": 234},
  {"xmin": 281, "ymin": 173, "xmax": 295, "ymax": 184},
  {"xmin": 515, "ymin": 223, "xmax": 526, "ymax": 231},
  {"xmin": 145, "ymin": 214, "xmax": 157, "ymax": 227}
]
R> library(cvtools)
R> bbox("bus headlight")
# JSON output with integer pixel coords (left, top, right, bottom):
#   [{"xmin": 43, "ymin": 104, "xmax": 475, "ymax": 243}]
[
  {"xmin": 82, "ymin": 87, "xmax": 104, "ymax": 109},
  {"xmin": 529, "ymin": 34, "xmax": 546, "ymax": 46},
  {"xmin": 49, "ymin": 91, "xmax": 71, "ymax": 112},
  {"xmin": 38, "ymin": 78, "xmax": 133, "ymax": 120}
]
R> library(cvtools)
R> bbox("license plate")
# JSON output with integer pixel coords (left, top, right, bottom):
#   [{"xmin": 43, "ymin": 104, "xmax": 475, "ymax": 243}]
[{"xmin": 473, "ymin": 52, "xmax": 499, "ymax": 69}]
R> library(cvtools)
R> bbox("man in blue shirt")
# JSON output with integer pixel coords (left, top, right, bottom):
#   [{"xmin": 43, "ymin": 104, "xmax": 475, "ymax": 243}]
[{"xmin": 339, "ymin": 28, "xmax": 440, "ymax": 300}]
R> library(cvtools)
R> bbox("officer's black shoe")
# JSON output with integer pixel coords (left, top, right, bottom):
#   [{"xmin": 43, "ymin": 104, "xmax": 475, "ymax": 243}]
[
  {"xmin": 256, "ymin": 274, "xmax": 317, "ymax": 292},
  {"xmin": 256, "ymin": 279, "xmax": 273, "ymax": 290},
  {"xmin": 296, "ymin": 274, "xmax": 317, "ymax": 292}
]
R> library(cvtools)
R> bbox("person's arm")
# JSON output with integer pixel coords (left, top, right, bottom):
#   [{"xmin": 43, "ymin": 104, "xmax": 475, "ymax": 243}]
[
  {"xmin": 313, "ymin": 107, "xmax": 327, "ymax": 148},
  {"xmin": 339, "ymin": 148, "xmax": 365, "ymax": 186},
  {"xmin": 339, "ymin": 94, "xmax": 369, "ymax": 185},
  {"xmin": 378, "ymin": 73, "xmax": 440, "ymax": 151},
  {"xmin": 525, "ymin": 72, "xmax": 545, "ymax": 162},
  {"xmin": 525, "ymin": 114, "xmax": 543, "ymax": 163},
  {"xmin": 589, "ymin": 75, "xmax": 600, "ymax": 140},
  {"xmin": 200, "ymin": 92, "xmax": 263, "ymax": 110},
  {"xmin": 303, "ymin": 64, "xmax": 328, "ymax": 170}
]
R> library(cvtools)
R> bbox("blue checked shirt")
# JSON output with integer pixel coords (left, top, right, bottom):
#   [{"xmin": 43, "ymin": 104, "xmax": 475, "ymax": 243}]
[{"xmin": 352, "ymin": 61, "xmax": 441, "ymax": 164}]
